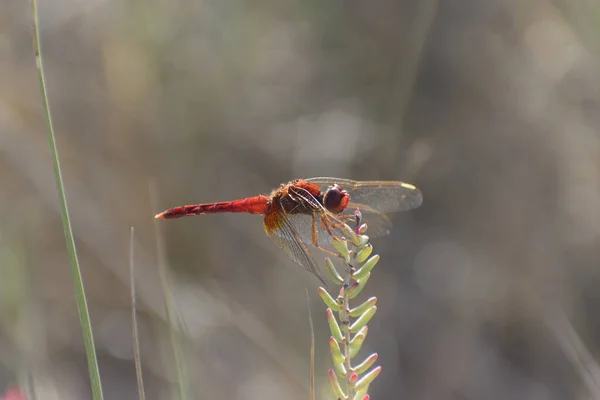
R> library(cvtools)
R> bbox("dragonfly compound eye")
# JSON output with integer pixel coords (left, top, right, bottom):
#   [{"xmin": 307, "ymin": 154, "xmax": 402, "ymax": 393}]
[{"xmin": 324, "ymin": 185, "xmax": 350, "ymax": 214}]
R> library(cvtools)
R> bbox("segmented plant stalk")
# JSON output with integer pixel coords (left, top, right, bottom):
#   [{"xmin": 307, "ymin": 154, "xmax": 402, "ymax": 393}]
[{"xmin": 319, "ymin": 211, "xmax": 382, "ymax": 400}]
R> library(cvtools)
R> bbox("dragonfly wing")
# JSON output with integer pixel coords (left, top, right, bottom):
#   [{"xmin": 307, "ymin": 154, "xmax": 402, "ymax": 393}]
[
  {"xmin": 305, "ymin": 177, "xmax": 422, "ymax": 237},
  {"xmin": 263, "ymin": 210, "xmax": 326, "ymax": 285},
  {"xmin": 305, "ymin": 177, "xmax": 423, "ymax": 214}
]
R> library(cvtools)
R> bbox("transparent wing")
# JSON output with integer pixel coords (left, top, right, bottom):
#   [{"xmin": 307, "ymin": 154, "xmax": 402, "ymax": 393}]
[
  {"xmin": 305, "ymin": 177, "xmax": 423, "ymax": 237},
  {"xmin": 263, "ymin": 210, "xmax": 326, "ymax": 285},
  {"xmin": 305, "ymin": 177, "xmax": 423, "ymax": 213}
]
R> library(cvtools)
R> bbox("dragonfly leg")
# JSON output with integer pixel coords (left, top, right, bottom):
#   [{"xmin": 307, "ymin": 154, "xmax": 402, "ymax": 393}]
[
  {"xmin": 311, "ymin": 213, "xmax": 318, "ymax": 246},
  {"xmin": 310, "ymin": 214, "xmax": 344, "ymax": 258},
  {"xmin": 315, "ymin": 244, "xmax": 343, "ymax": 259},
  {"xmin": 320, "ymin": 217, "xmax": 338, "ymax": 240},
  {"xmin": 324, "ymin": 214, "xmax": 358, "ymax": 243},
  {"xmin": 322, "ymin": 215, "xmax": 352, "ymax": 242}
]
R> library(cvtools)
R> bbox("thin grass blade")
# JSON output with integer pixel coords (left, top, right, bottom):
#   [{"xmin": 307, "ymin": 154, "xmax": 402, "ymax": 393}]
[{"xmin": 29, "ymin": 1, "xmax": 103, "ymax": 398}]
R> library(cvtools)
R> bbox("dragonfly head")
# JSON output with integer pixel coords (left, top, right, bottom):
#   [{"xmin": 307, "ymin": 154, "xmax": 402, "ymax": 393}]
[{"xmin": 323, "ymin": 184, "xmax": 350, "ymax": 214}]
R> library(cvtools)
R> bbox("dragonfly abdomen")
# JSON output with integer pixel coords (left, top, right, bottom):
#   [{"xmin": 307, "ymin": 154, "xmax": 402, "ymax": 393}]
[{"xmin": 155, "ymin": 196, "xmax": 269, "ymax": 219}]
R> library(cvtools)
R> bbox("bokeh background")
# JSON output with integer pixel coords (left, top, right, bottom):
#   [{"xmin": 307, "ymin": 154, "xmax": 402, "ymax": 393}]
[{"xmin": 2, "ymin": 0, "xmax": 600, "ymax": 399}]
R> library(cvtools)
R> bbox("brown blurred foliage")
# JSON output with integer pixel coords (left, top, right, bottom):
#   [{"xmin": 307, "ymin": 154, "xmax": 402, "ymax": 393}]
[{"xmin": 2, "ymin": 0, "xmax": 600, "ymax": 398}]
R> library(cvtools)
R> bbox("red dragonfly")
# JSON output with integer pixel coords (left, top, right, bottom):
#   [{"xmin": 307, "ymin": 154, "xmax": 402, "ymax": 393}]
[{"xmin": 155, "ymin": 178, "xmax": 422, "ymax": 283}]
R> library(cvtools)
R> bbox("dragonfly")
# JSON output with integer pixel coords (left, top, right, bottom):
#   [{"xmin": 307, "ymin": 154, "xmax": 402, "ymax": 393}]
[{"xmin": 155, "ymin": 178, "xmax": 422, "ymax": 284}]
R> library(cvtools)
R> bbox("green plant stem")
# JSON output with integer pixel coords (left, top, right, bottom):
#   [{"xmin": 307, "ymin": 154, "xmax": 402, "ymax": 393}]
[
  {"xmin": 29, "ymin": 1, "xmax": 104, "ymax": 399},
  {"xmin": 130, "ymin": 227, "xmax": 146, "ymax": 400},
  {"xmin": 159, "ymin": 266, "xmax": 188, "ymax": 399},
  {"xmin": 342, "ymin": 266, "xmax": 355, "ymax": 400},
  {"xmin": 150, "ymin": 181, "xmax": 189, "ymax": 400},
  {"xmin": 306, "ymin": 289, "xmax": 315, "ymax": 400}
]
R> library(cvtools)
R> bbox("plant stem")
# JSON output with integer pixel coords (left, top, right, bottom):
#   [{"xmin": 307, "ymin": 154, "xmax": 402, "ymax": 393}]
[
  {"xmin": 130, "ymin": 227, "xmax": 146, "ymax": 400},
  {"xmin": 29, "ymin": 0, "xmax": 104, "ymax": 398},
  {"xmin": 342, "ymin": 265, "xmax": 355, "ymax": 400}
]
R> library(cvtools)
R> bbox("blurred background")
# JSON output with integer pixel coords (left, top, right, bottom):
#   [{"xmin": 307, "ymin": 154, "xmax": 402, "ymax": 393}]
[{"xmin": 2, "ymin": 0, "xmax": 600, "ymax": 398}]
